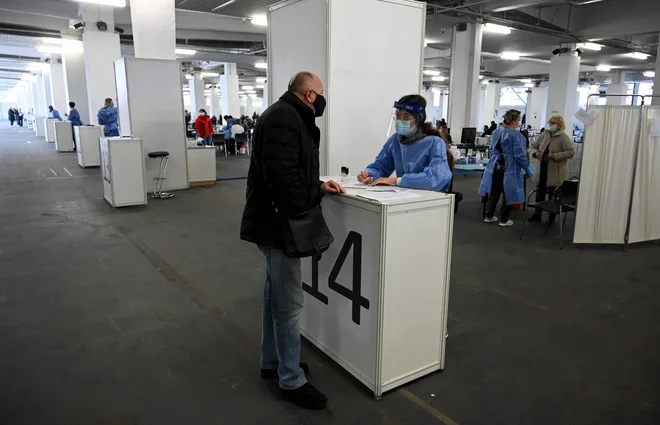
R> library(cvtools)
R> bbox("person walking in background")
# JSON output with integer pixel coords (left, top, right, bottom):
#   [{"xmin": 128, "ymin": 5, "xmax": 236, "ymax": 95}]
[
  {"xmin": 528, "ymin": 115, "xmax": 575, "ymax": 225},
  {"xmin": 17, "ymin": 109, "xmax": 24, "ymax": 127},
  {"xmin": 8, "ymin": 107, "xmax": 15, "ymax": 126},
  {"xmin": 48, "ymin": 106, "xmax": 63, "ymax": 121},
  {"xmin": 97, "ymin": 98, "xmax": 120, "ymax": 137},
  {"xmin": 67, "ymin": 102, "xmax": 83, "ymax": 126},
  {"xmin": 194, "ymin": 108, "xmax": 214, "ymax": 146},
  {"xmin": 241, "ymin": 71, "xmax": 344, "ymax": 411},
  {"xmin": 479, "ymin": 109, "xmax": 534, "ymax": 227}
]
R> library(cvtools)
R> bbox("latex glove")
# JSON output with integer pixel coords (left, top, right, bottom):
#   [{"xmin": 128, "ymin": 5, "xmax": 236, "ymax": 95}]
[
  {"xmin": 357, "ymin": 171, "xmax": 372, "ymax": 184},
  {"xmin": 525, "ymin": 165, "xmax": 535, "ymax": 177}
]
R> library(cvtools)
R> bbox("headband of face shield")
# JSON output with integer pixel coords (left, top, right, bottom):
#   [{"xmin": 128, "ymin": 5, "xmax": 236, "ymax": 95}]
[{"xmin": 388, "ymin": 101, "xmax": 426, "ymax": 138}]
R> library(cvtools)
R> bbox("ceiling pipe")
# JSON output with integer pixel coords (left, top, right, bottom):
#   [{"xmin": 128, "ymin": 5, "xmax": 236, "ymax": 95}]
[
  {"xmin": 569, "ymin": 0, "xmax": 607, "ymax": 5},
  {"xmin": 428, "ymin": 0, "xmax": 501, "ymax": 12}
]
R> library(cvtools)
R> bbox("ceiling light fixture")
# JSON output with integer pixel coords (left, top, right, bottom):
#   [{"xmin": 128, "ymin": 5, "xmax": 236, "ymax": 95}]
[
  {"xmin": 628, "ymin": 52, "xmax": 649, "ymax": 60},
  {"xmin": 482, "ymin": 80, "xmax": 489, "ymax": 85},
  {"xmin": 238, "ymin": 91, "xmax": 245, "ymax": 94},
  {"xmin": 74, "ymin": 0, "xmax": 127, "ymax": 7},
  {"xmin": 255, "ymin": 84, "xmax": 264, "ymax": 89},
  {"xmin": 251, "ymin": 15, "xmax": 268, "ymax": 26},
  {"xmin": 590, "ymin": 84, "xmax": 600, "ymax": 91},
  {"xmin": 21, "ymin": 74, "xmax": 37, "ymax": 81},
  {"xmin": 524, "ymin": 83, "xmax": 534, "ymax": 88},
  {"xmin": 596, "ymin": 65, "xmax": 611, "ymax": 71},
  {"xmin": 201, "ymin": 72, "xmax": 219, "ymax": 77},
  {"xmin": 582, "ymin": 42, "xmax": 602, "ymax": 51},
  {"xmin": 484, "ymin": 23, "xmax": 511, "ymax": 35},
  {"xmin": 242, "ymin": 85, "xmax": 254, "ymax": 90},
  {"xmin": 520, "ymin": 78, "xmax": 532, "ymax": 83},
  {"xmin": 423, "ymin": 70, "xmax": 440, "ymax": 76},
  {"xmin": 256, "ymin": 76, "xmax": 267, "ymax": 83},
  {"xmin": 501, "ymin": 51, "xmax": 520, "ymax": 60},
  {"xmin": 643, "ymin": 71, "xmax": 655, "ymax": 78},
  {"xmin": 479, "ymin": 75, "xmax": 484, "ymax": 79},
  {"xmin": 185, "ymin": 74, "xmax": 193, "ymax": 80},
  {"xmin": 432, "ymin": 76, "xmax": 446, "ymax": 82},
  {"xmin": 212, "ymin": 0, "xmax": 235, "ymax": 11},
  {"xmin": 27, "ymin": 62, "xmax": 49, "ymax": 71},
  {"xmin": 255, "ymin": 62, "xmax": 268, "ymax": 69},
  {"xmin": 175, "ymin": 48, "xmax": 196, "ymax": 55}
]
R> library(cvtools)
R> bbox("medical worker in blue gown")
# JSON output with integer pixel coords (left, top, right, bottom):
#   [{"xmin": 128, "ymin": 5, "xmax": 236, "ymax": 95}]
[
  {"xmin": 478, "ymin": 109, "xmax": 534, "ymax": 227},
  {"xmin": 67, "ymin": 101, "xmax": 84, "ymax": 126},
  {"xmin": 357, "ymin": 94, "xmax": 453, "ymax": 192},
  {"xmin": 97, "ymin": 98, "xmax": 120, "ymax": 137}
]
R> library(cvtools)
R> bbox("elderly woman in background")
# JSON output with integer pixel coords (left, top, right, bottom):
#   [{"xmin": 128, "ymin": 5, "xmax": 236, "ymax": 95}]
[{"xmin": 528, "ymin": 115, "xmax": 576, "ymax": 224}]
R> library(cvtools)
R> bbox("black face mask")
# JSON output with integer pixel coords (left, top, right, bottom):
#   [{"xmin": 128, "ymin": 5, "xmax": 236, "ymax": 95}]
[{"xmin": 311, "ymin": 91, "xmax": 326, "ymax": 117}]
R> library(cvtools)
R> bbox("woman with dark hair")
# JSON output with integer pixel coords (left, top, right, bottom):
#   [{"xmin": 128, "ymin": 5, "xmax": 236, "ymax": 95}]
[
  {"xmin": 194, "ymin": 108, "xmax": 214, "ymax": 146},
  {"xmin": 478, "ymin": 109, "xmax": 534, "ymax": 227},
  {"xmin": 356, "ymin": 94, "xmax": 453, "ymax": 192}
]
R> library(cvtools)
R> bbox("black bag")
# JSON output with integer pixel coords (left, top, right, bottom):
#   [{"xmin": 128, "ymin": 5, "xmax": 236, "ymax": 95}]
[{"xmin": 278, "ymin": 205, "xmax": 334, "ymax": 258}]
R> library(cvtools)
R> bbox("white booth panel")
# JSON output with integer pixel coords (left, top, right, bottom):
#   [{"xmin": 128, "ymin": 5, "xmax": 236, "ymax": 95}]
[
  {"xmin": 45, "ymin": 118, "xmax": 56, "ymax": 142},
  {"xmin": 54, "ymin": 121, "xmax": 74, "ymax": 152}
]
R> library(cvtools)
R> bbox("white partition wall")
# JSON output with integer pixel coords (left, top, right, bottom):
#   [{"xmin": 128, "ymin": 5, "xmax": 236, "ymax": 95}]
[
  {"xmin": 114, "ymin": 57, "xmax": 188, "ymax": 191},
  {"xmin": 269, "ymin": 0, "xmax": 424, "ymax": 175}
]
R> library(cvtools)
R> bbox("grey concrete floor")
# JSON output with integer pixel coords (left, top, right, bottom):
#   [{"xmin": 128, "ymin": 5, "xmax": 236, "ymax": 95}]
[{"xmin": 1, "ymin": 121, "xmax": 659, "ymax": 425}]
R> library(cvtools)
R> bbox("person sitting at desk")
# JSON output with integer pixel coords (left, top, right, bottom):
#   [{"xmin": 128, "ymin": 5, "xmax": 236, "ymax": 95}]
[
  {"xmin": 48, "ymin": 105, "xmax": 63, "ymax": 121},
  {"xmin": 356, "ymin": 94, "xmax": 453, "ymax": 192},
  {"xmin": 478, "ymin": 109, "xmax": 534, "ymax": 227}
]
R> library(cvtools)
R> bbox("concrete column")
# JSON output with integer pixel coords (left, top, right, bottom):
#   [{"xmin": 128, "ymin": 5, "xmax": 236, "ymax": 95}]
[
  {"xmin": 189, "ymin": 72, "xmax": 205, "ymax": 119},
  {"xmin": 48, "ymin": 54, "xmax": 68, "ymax": 113},
  {"xmin": 653, "ymin": 48, "xmax": 660, "ymax": 104},
  {"xmin": 32, "ymin": 81, "xmax": 42, "ymax": 116},
  {"xmin": 130, "ymin": 0, "xmax": 175, "ymax": 60},
  {"xmin": 62, "ymin": 48, "xmax": 90, "ymax": 125},
  {"xmin": 42, "ymin": 69, "xmax": 53, "ymax": 108},
  {"xmin": 448, "ymin": 23, "xmax": 482, "ymax": 133},
  {"xmin": 81, "ymin": 4, "xmax": 122, "ymax": 124},
  {"xmin": 209, "ymin": 86, "xmax": 220, "ymax": 118},
  {"xmin": 482, "ymin": 82, "xmax": 501, "ymax": 128},
  {"xmin": 221, "ymin": 63, "xmax": 240, "ymax": 117},
  {"xmin": 546, "ymin": 48, "xmax": 580, "ymax": 125},
  {"xmin": 245, "ymin": 97, "xmax": 254, "ymax": 117},
  {"xmin": 263, "ymin": 82, "xmax": 269, "ymax": 110},
  {"xmin": 25, "ymin": 83, "xmax": 35, "ymax": 115},
  {"xmin": 527, "ymin": 87, "xmax": 547, "ymax": 129},
  {"xmin": 606, "ymin": 70, "xmax": 627, "ymax": 105}
]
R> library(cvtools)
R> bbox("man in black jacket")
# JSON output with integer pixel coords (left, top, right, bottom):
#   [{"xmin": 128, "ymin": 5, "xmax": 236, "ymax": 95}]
[{"xmin": 241, "ymin": 72, "xmax": 343, "ymax": 410}]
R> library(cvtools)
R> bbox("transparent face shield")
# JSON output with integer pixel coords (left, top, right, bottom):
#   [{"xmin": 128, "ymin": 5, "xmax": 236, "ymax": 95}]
[{"xmin": 386, "ymin": 101, "xmax": 425, "ymax": 138}]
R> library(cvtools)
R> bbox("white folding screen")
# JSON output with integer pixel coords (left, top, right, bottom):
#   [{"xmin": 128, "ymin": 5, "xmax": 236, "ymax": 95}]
[
  {"xmin": 628, "ymin": 106, "xmax": 660, "ymax": 243},
  {"xmin": 573, "ymin": 105, "xmax": 641, "ymax": 244}
]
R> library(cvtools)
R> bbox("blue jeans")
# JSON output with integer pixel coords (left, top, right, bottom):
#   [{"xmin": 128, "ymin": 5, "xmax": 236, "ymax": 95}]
[
  {"xmin": 204, "ymin": 136, "xmax": 213, "ymax": 146},
  {"xmin": 258, "ymin": 245, "xmax": 306, "ymax": 390}
]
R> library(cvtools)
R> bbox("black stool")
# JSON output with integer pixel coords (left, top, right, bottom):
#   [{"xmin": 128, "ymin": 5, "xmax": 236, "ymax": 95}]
[{"xmin": 147, "ymin": 151, "xmax": 173, "ymax": 199}]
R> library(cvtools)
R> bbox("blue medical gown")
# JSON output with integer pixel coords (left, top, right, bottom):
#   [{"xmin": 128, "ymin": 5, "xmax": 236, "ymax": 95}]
[
  {"xmin": 50, "ymin": 110, "xmax": 63, "ymax": 121},
  {"xmin": 98, "ymin": 106, "xmax": 120, "ymax": 137},
  {"xmin": 365, "ymin": 134, "xmax": 452, "ymax": 192},
  {"xmin": 68, "ymin": 108, "xmax": 83, "ymax": 126},
  {"xmin": 478, "ymin": 127, "xmax": 530, "ymax": 205}
]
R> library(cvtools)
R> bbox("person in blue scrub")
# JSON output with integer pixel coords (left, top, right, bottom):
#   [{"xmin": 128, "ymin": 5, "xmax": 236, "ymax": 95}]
[
  {"xmin": 48, "ymin": 105, "xmax": 63, "ymax": 121},
  {"xmin": 478, "ymin": 109, "xmax": 534, "ymax": 227},
  {"xmin": 97, "ymin": 98, "xmax": 120, "ymax": 137},
  {"xmin": 67, "ymin": 101, "xmax": 83, "ymax": 126},
  {"xmin": 357, "ymin": 94, "xmax": 453, "ymax": 192}
]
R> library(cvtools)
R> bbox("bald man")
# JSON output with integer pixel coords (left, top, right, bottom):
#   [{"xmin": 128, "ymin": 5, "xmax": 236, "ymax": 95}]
[{"xmin": 241, "ymin": 72, "xmax": 344, "ymax": 410}]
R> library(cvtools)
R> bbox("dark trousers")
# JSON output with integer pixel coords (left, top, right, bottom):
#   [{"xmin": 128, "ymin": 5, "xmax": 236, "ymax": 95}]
[
  {"xmin": 486, "ymin": 168, "xmax": 511, "ymax": 223},
  {"xmin": 533, "ymin": 185, "xmax": 557, "ymax": 220}
]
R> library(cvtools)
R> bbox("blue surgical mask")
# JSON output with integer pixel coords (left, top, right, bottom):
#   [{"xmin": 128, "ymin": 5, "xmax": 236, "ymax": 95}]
[{"xmin": 395, "ymin": 120, "xmax": 414, "ymax": 136}]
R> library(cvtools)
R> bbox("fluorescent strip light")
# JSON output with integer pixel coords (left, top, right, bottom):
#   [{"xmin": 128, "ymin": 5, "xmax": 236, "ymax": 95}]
[
  {"xmin": 27, "ymin": 62, "xmax": 49, "ymax": 71},
  {"xmin": 74, "ymin": 0, "xmax": 126, "ymax": 7},
  {"xmin": 251, "ymin": 15, "xmax": 268, "ymax": 26},
  {"xmin": 582, "ymin": 42, "xmax": 602, "ymax": 51},
  {"xmin": 255, "ymin": 84, "xmax": 264, "ymax": 89},
  {"xmin": 524, "ymin": 83, "xmax": 534, "ymax": 88},
  {"xmin": 238, "ymin": 91, "xmax": 245, "ymax": 94},
  {"xmin": 201, "ymin": 72, "xmax": 219, "ymax": 77},
  {"xmin": 175, "ymin": 48, "xmax": 196, "ymax": 55},
  {"xmin": 211, "ymin": 0, "xmax": 235, "ymax": 11},
  {"xmin": 185, "ymin": 74, "xmax": 193, "ymax": 80},
  {"xmin": 596, "ymin": 65, "xmax": 611, "ymax": 72},
  {"xmin": 21, "ymin": 74, "xmax": 36, "ymax": 81},
  {"xmin": 424, "ymin": 39, "xmax": 430, "ymax": 47},
  {"xmin": 643, "ymin": 71, "xmax": 655, "ymax": 78},
  {"xmin": 41, "ymin": 37, "xmax": 67, "ymax": 45},
  {"xmin": 628, "ymin": 52, "xmax": 649, "ymax": 60},
  {"xmin": 590, "ymin": 84, "xmax": 600, "ymax": 91},
  {"xmin": 482, "ymin": 80, "xmax": 489, "ymax": 85},
  {"xmin": 245, "ymin": 90, "xmax": 257, "ymax": 94},
  {"xmin": 423, "ymin": 70, "xmax": 440, "ymax": 76},
  {"xmin": 256, "ymin": 77, "xmax": 267, "ymax": 83},
  {"xmin": 501, "ymin": 51, "xmax": 521, "ymax": 60},
  {"xmin": 255, "ymin": 62, "xmax": 268, "ymax": 69},
  {"xmin": 479, "ymin": 75, "xmax": 484, "ymax": 79},
  {"xmin": 520, "ymin": 78, "xmax": 532, "ymax": 83},
  {"xmin": 431, "ymin": 76, "xmax": 445, "ymax": 82},
  {"xmin": 242, "ymin": 85, "xmax": 254, "ymax": 90},
  {"xmin": 484, "ymin": 23, "xmax": 511, "ymax": 35}
]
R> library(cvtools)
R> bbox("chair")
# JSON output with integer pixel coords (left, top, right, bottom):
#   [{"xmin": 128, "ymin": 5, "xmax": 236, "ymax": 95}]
[
  {"xmin": 234, "ymin": 133, "xmax": 248, "ymax": 156},
  {"xmin": 520, "ymin": 178, "xmax": 578, "ymax": 249},
  {"xmin": 147, "ymin": 151, "xmax": 173, "ymax": 199},
  {"xmin": 213, "ymin": 134, "xmax": 228, "ymax": 157}
]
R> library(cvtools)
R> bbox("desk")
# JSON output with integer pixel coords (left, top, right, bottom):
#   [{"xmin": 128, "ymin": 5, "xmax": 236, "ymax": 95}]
[
  {"xmin": 301, "ymin": 180, "xmax": 454, "ymax": 397},
  {"xmin": 100, "ymin": 137, "xmax": 147, "ymax": 208},
  {"xmin": 75, "ymin": 126, "xmax": 102, "ymax": 167}
]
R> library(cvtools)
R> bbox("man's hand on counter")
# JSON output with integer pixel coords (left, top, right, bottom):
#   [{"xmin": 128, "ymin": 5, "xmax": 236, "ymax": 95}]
[
  {"xmin": 369, "ymin": 177, "xmax": 397, "ymax": 187},
  {"xmin": 321, "ymin": 180, "xmax": 346, "ymax": 194}
]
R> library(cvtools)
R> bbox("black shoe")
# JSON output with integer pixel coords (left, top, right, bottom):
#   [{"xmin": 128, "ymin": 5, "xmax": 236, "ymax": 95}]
[
  {"xmin": 528, "ymin": 213, "xmax": 542, "ymax": 222},
  {"xmin": 261, "ymin": 362, "xmax": 310, "ymax": 379},
  {"xmin": 281, "ymin": 382, "xmax": 328, "ymax": 410}
]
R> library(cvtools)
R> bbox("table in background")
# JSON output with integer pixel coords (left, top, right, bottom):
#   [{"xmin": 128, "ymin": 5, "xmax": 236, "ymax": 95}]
[{"xmin": 453, "ymin": 164, "xmax": 527, "ymax": 217}]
